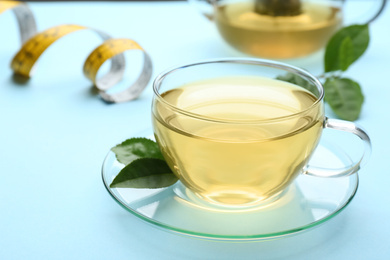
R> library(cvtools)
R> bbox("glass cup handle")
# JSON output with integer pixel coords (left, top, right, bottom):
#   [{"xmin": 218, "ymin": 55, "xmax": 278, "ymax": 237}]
[{"xmin": 303, "ymin": 117, "xmax": 372, "ymax": 178}]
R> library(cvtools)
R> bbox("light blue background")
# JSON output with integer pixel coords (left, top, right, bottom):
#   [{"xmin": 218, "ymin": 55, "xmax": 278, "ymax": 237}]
[{"xmin": 1, "ymin": 1, "xmax": 389, "ymax": 259}]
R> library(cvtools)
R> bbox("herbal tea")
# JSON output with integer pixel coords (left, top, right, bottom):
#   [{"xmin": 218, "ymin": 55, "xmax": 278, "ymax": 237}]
[
  {"xmin": 152, "ymin": 76, "xmax": 323, "ymax": 207},
  {"xmin": 215, "ymin": 1, "xmax": 342, "ymax": 58}
]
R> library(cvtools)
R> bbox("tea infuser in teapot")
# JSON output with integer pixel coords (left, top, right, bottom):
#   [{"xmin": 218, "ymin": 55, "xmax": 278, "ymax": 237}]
[{"xmin": 189, "ymin": 0, "xmax": 386, "ymax": 59}]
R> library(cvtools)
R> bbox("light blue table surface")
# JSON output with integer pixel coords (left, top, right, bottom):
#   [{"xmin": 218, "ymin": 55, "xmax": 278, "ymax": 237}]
[{"xmin": 1, "ymin": 1, "xmax": 389, "ymax": 259}]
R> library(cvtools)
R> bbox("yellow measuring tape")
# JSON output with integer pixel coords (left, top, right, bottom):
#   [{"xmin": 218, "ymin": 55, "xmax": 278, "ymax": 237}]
[{"xmin": 1, "ymin": 1, "xmax": 152, "ymax": 103}]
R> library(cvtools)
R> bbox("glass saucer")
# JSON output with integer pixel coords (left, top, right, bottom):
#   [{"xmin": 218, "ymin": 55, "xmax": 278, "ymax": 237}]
[{"xmin": 102, "ymin": 137, "xmax": 358, "ymax": 241}]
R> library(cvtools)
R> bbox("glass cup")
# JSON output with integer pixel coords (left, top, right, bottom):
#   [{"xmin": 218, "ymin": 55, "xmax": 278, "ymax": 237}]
[
  {"xmin": 152, "ymin": 58, "xmax": 371, "ymax": 209},
  {"xmin": 188, "ymin": 0, "xmax": 387, "ymax": 59}
]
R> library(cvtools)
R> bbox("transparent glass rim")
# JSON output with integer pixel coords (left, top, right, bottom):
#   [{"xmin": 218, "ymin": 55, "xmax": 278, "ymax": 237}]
[{"xmin": 152, "ymin": 58, "xmax": 324, "ymax": 124}]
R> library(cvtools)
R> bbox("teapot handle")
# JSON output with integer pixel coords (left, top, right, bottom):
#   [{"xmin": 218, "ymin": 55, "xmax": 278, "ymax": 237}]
[
  {"xmin": 188, "ymin": 0, "xmax": 217, "ymax": 20},
  {"xmin": 343, "ymin": 0, "xmax": 387, "ymax": 24},
  {"xmin": 366, "ymin": 0, "xmax": 387, "ymax": 24}
]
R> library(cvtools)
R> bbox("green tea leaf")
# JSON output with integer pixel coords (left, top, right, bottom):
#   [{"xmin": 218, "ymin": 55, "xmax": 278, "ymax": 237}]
[
  {"xmin": 111, "ymin": 137, "xmax": 164, "ymax": 165},
  {"xmin": 277, "ymin": 73, "xmax": 318, "ymax": 95},
  {"xmin": 324, "ymin": 77, "xmax": 364, "ymax": 121},
  {"xmin": 110, "ymin": 158, "xmax": 178, "ymax": 188},
  {"xmin": 110, "ymin": 138, "xmax": 178, "ymax": 189},
  {"xmin": 324, "ymin": 24, "xmax": 369, "ymax": 72},
  {"xmin": 339, "ymin": 36, "xmax": 354, "ymax": 71}
]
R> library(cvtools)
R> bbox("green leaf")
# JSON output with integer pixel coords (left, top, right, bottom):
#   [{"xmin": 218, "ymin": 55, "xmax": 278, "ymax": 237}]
[
  {"xmin": 111, "ymin": 137, "xmax": 164, "ymax": 165},
  {"xmin": 110, "ymin": 137, "xmax": 178, "ymax": 189},
  {"xmin": 325, "ymin": 24, "xmax": 369, "ymax": 72},
  {"xmin": 110, "ymin": 158, "xmax": 178, "ymax": 188},
  {"xmin": 324, "ymin": 77, "xmax": 364, "ymax": 121},
  {"xmin": 276, "ymin": 73, "xmax": 319, "ymax": 95},
  {"xmin": 339, "ymin": 37, "xmax": 354, "ymax": 71}
]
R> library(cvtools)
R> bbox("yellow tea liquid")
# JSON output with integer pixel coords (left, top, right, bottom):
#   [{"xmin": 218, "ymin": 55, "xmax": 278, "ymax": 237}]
[
  {"xmin": 153, "ymin": 76, "xmax": 323, "ymax": 207},
  {"xmin": 215, "ymin": 1, "xmax": 342, "ymax": 59}
]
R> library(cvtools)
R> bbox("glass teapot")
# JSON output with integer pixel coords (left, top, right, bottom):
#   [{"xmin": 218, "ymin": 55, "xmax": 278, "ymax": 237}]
[{"xmin": 189, "ymin": 0, "xmax": 386, "ymax": 59}]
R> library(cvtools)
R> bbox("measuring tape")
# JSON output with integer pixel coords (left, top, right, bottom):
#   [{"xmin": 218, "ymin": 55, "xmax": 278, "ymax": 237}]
[
  {"xmin": 1, "ymin": 1, "xmax": 152, "ymax": 103},
  {"xmin": 0, "ymin": 0, "xmax": 36, "ymax": 43}
]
